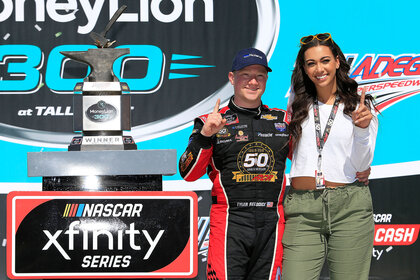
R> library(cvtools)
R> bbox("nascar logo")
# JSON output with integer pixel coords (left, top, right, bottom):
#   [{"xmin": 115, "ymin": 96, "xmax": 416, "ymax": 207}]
[{"xmin": 63, "ymin": 203, "xmax": 143, "ymax": 218}]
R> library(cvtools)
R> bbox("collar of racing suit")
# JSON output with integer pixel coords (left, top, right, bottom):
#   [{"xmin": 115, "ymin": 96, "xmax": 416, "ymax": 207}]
[{"xmin": 229, "ymin": 96, "xmax": 264, "ymax": 118}]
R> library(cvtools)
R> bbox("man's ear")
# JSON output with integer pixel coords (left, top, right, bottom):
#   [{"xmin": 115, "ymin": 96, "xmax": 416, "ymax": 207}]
[{"xmin": 228, "ymin": 71, "xmax": 235, "ymax": 85}]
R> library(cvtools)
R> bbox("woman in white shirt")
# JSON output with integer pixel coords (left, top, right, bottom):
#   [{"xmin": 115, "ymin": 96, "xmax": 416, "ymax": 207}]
[{"xmin": 282, "ymin": 33, "xmax": 378, "ymax": 280}]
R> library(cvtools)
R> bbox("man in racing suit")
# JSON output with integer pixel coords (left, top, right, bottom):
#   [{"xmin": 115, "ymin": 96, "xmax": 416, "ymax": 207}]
[{"xmin": 179, "ymin": 48, "xmax": 289, "ymax": 280}]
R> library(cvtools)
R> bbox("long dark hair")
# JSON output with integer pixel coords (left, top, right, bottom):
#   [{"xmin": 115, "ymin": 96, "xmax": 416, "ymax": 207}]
[{"xmin": 289, "ymin": 34, "xmax": 373, "ymax": 145}]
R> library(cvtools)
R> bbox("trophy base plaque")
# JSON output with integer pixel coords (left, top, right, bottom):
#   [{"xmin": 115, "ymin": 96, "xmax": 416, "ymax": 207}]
[
  {"xmin": 68, "ymin": 136, "xmax": 137, "ymax": 151},
  {"xmin": 43, "ymin": 174, "xmax": 162, "ymax": 191}
]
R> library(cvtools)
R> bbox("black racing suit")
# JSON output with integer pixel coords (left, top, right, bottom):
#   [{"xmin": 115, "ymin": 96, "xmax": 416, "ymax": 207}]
[{"xmin": 179, "ymin": 96, "xmax": 290, "ymax": 280}]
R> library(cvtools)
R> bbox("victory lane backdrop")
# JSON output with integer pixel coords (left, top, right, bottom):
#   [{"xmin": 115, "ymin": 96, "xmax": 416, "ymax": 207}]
[
  {"xmin": 1, "ymin": 0, "xmax": 420, "ymax": 279},
  {"xmin": 0, "ymin": 0, "xmax": 261, "ymax": 144}
]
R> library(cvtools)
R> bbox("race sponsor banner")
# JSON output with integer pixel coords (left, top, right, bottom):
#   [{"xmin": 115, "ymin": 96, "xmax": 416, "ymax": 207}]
[
  {"xmin": 366, "ymin": 175, "xmax": 420, "ymax": 279},
  {"xmin": 374, "ymin": 224, "xmax": 420, "ymax": 246},
  {"xmin": 7, "ymin": 191, "xmax": 197, "ymax": 279},
  {"xmin": 0, "ymin": 0, "xmax": 279, "ymax": 146}
]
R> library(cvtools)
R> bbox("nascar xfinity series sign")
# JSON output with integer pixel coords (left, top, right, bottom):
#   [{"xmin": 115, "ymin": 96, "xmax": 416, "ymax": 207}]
[{"xmin": 7, "ymin": 191, "xmax": 197, "ymax": 278}]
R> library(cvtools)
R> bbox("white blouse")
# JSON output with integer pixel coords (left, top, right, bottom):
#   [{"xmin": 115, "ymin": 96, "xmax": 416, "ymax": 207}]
[{"xmin": 290, "ymin": 101, "xmax": 378, "ymax": 183}]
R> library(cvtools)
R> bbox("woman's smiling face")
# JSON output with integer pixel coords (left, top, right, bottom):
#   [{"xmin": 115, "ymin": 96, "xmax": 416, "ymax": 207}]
[{"xmin": 303, "ymin": 45, "xmax": 340, "ymax": 93}]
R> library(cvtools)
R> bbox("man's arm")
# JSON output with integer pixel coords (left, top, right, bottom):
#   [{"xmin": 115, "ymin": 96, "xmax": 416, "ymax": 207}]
[
  {"xmin": 179, "ymin": 99, "xmax": 226, "ymax": 181},
  {"xmin": 179, "ymin": 119, "xmax": 214, "ymax": 181}
]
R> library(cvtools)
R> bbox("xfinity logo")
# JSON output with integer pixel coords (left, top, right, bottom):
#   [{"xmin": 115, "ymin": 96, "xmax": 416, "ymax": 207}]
[
  {"xmin": 42, "ymin": 221, "xmax": 164, "ymax": 260},
  {"xmin": 0, "ymin": 0, "xmax": 214, "ymax": 34}
]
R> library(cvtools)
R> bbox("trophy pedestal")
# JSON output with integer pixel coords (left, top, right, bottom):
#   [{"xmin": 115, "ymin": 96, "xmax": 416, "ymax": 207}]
[
  {"xmin": 17, "ymin": 150, "xmax": 197, "ymax": 279},
  {"xmin": 28, "ymin": 150, "xmax": 176, "ymax": 191}
]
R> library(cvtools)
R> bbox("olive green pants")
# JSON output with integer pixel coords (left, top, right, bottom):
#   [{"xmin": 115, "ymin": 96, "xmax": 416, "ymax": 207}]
[{"xmin": 282, "ymin": 182, "xmax": 374, "ymax": 280}]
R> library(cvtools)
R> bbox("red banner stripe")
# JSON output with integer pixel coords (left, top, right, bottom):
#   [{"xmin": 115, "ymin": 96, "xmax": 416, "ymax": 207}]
[{"xmin": 374, "ymin": 224, "xmax": 420, "ymax": 246}]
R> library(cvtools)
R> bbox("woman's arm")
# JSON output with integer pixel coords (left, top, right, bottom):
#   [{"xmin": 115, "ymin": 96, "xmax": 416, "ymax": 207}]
[{"xmin": 350, "ymin": 101, "xmax": 378, "ymax": 171}]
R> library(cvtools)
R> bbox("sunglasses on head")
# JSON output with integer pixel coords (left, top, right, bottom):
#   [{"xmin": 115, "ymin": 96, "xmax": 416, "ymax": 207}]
[{"xmin": 300, "ymin": 33, "xmax": 333, "ymax": 45}]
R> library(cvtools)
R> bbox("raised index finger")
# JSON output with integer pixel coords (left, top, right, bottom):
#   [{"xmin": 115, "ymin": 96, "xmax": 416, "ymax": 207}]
[
  {"xmin": 360, "ymin": 87, "xmax": 366, "ymax": 106},
  {"xmin": 213, "ymin": 98, "xmax": 221, "ymax": 114}
]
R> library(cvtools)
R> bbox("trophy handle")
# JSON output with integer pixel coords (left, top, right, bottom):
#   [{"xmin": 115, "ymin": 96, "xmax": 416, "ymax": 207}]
[{"xmin": 89, "ymin": 5, "xmax": 127, "ymax": 48}]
